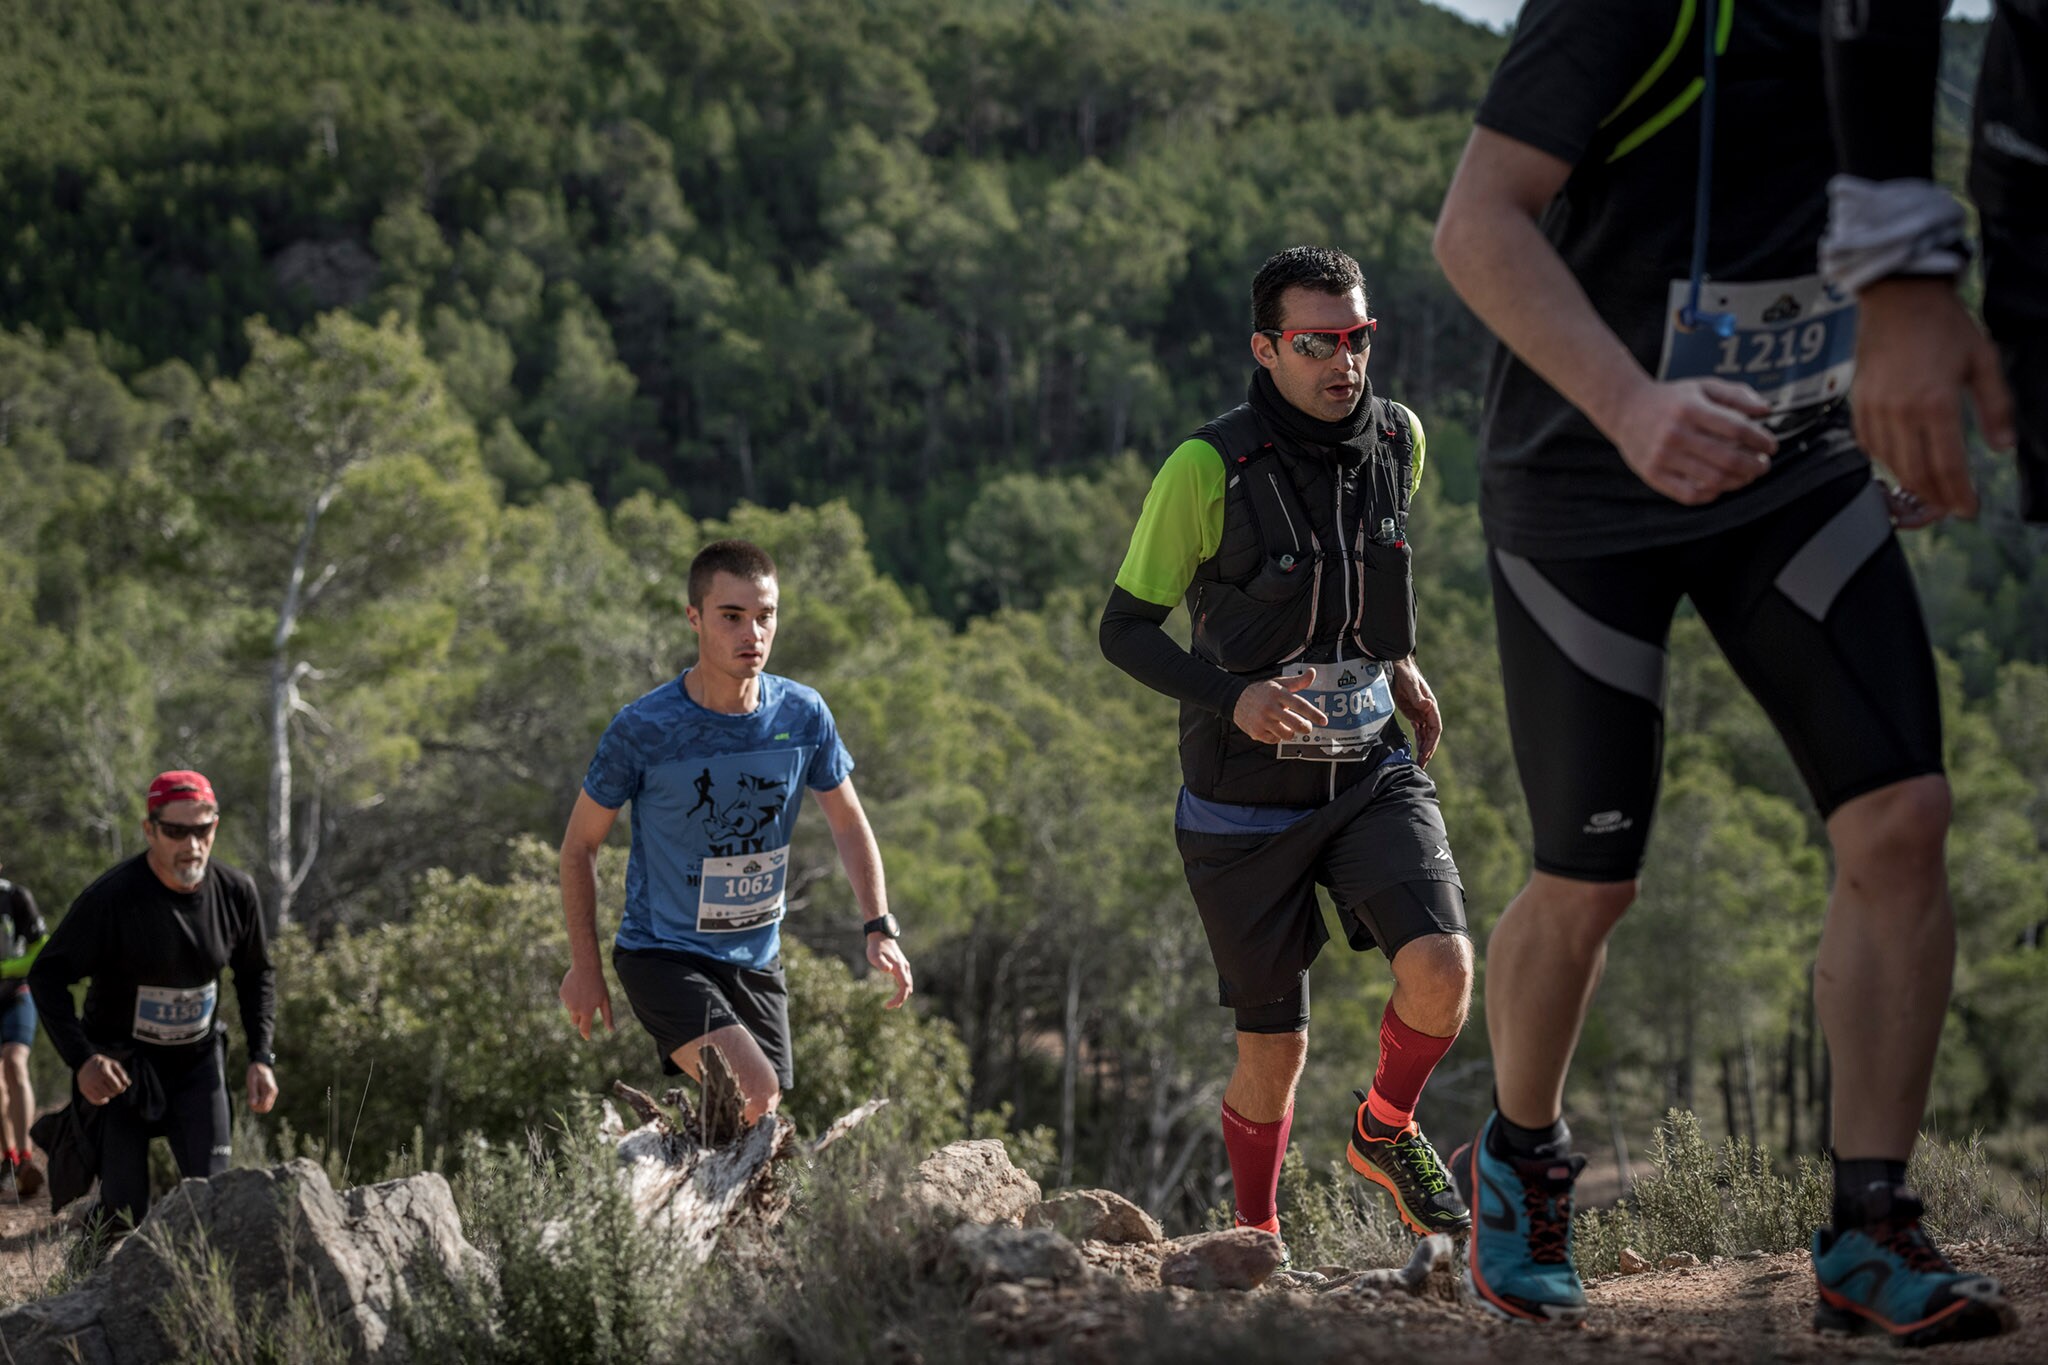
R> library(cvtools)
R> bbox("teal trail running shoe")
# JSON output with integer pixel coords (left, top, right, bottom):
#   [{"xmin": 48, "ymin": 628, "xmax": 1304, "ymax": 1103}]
[
  {"xmin": 1811, "ymin": 1189, "xmax": 2015, "ymax": 1347},
  {"xmin": 1450, "ymin": 1116, "xmax": 1588, "ymax": 1326}
]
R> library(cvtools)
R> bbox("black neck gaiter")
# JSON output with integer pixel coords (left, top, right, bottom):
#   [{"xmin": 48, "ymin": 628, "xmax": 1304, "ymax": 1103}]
[{"xmin": 1247, "ymin": 368, "xmax": 1377, "ymax": 460}]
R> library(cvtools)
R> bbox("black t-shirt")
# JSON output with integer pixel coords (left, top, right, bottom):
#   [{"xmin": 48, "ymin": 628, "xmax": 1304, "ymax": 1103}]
[
  {"xmin": 27, "ymin": 855, "xmax": 275, "ymax": 1073},
  {"xmin": 1474, "ymin": 0, "xmax": 1868, "ymax": 558}
]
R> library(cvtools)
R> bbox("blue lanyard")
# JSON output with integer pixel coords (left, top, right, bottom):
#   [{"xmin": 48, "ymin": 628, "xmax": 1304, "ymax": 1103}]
[{"xmin": 1680, "ymin": 0, "xmax": 1736, "ymax": 337}]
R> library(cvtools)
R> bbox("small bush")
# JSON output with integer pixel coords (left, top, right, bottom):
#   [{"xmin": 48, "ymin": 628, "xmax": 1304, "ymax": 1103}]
[
  {"xmin": 1911, "ymin": 1129, "xmax": 2048, "ymax": 1245},
  {"xmin": 271, "ymin": 840, "xmax": 974, "ymax": 1173},
  {"xmin": 144, "ymin": 1208, "xmax": 350, "ymax": 1365},
  {"xmin": 405, "ymin": 1112, "xmax": 692, "ymax": 1365},
  {"xmin": 403, "ymin": 1105, "xmax": 992, "ymax": 1365},
  {"xmin": 1573, "ymin": 1111, "xmax": 1829, "ymax": 1274},
  {"xmin": 1272, "ymin": 1145, "xmax": 1412, "ymax": 1271}
]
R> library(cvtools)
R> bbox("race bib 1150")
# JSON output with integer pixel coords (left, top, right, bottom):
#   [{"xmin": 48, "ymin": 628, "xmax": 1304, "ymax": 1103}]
[{"xmin": 134, "ymin": 981, "xmax": 217, "ymax": 1045}]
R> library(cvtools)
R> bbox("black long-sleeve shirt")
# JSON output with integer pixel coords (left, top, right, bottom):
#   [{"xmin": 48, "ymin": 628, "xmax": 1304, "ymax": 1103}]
[
  {"xmin": 1098, "ymin": 584, "xmax": 1248, "ymax": 717},
  {"xmin": 29, "ymin": 854, "xmax": 274, "ymax": 1072}
]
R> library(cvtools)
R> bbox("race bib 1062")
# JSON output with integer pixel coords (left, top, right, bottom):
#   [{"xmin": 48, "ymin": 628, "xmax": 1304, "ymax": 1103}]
[
  {"xmin": 133, "ymin": 981, "xmax": 217, "ymax": 1045},
  {"xmin": 1655, "ymin": 274, "xmax": 1857, "ymax": 435},
  {"xmin": 696, "ymin": 845, "xmax": 790, "ymax": 933}
]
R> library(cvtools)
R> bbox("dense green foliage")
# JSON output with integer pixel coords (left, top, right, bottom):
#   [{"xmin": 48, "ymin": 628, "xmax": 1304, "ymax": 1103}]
[
  {"xmin": 0, "ymin": 0, "xmax": 1499, "ymax": 604},
  {"xmin": 4, "ymin": 0, "xmax": 2047, "ymax": 1231}
]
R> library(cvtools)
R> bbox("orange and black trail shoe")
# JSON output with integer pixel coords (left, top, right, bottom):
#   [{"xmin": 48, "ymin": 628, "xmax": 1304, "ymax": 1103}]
[{"xmin": 1346, "ymin": 1089, "xmax": 1471, "ymax": 1237}]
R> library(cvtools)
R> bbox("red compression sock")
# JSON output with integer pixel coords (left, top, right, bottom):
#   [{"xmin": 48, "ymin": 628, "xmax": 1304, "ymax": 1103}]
[
  {"xmin": 1221, "ymin": 1100, "xmax": 1292, "ymax": 1226},
  {"xmin": 1362, "ymin": 1003, "xmax": 1457, "ymax": 1131}
]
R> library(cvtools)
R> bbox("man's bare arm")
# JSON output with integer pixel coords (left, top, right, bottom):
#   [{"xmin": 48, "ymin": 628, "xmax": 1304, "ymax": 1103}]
[
  {"xmin": 559, "ymin": 790, "xmax": 621, "ymax": 1038},
  {"xmin": 1433, "ymin": 126, "xmax": 1777, "ymax": 505},
  {"xmin": 815, "ymin": 777, "xmax": 914, "ymax": 1008}
]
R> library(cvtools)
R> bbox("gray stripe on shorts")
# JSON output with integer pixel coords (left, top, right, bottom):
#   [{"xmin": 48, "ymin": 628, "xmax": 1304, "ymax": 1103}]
[
  {"xmin": 1773, "ymin": 480, "xmax": 1893, "ymax": 621},
  {"xmin": 1494, "ymin": 550, "xmax": 1666, "ymax": 706}
]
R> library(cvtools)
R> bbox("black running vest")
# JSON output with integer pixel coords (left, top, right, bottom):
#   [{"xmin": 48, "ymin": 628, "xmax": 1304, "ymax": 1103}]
[{"xmin": 1180, "ymin": 398, "xmax": 1418, "ymax": 807}]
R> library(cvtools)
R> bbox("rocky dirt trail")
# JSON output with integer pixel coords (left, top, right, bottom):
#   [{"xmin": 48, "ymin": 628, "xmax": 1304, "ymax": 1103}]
[
  {"xmin": 0, "ymin": 1185, "xmax": 67, "ymax": 1308},
  {"xmin": 921, "ymin": 1142, "xmax": 2048, "ymax": 1365},
  {"xmin": 1055, "ymin": 1241, "xmax": 2047, "ymax": 1363}
]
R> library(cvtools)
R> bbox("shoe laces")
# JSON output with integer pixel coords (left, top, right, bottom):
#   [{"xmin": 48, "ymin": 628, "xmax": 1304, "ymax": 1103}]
[
  {"xmin": 1874, "ymin": 1219, "xmax": 1953, "ymax": 1276},
  {"xmin": 1390, "ymin": 1127, "xmax": 1453, "ymax": 1198},
  {"xmin": 1519, "ymin": 1170, "xmax": 1575, "ymax": 1266}
]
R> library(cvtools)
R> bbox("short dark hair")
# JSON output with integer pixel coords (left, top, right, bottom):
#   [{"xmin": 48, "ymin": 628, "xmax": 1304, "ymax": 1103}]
[
  {"xmin": 1251, "ymin": 246, "xmax": 1368, "ymax": 334},
  {"xmin": 688, "ymin": 539, "xmax": 777, "ymax": 607}
]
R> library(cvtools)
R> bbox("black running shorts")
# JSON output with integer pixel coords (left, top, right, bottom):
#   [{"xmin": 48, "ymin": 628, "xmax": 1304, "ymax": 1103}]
[
  {"xmin": 1175, "ymin": 760, "xmax": 1467, "ymax": 1015},
  {"xmin": 1490, "ymin": 470, "xmax": 1944, "ymax": 883},
  {"xmin": 611, "ymin": 945, "xmax": 794, "ymax": 1089}
]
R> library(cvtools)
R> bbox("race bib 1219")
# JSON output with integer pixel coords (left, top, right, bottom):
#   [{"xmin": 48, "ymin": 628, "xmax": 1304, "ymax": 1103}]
[{"xmin": 1655, "ymin": 274, "xmax": 1857, "ymax": 436}]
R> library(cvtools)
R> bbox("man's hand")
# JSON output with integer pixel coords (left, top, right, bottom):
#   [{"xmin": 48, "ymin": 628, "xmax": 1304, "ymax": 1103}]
[
  {"xmin": 1852, "ymin": 277, "xmax": 2015, "ymax": 520},
  {"xmin": 559, "ymin": 961, "xmax": 615, "ymax": 1040},
  {"xmin": 78, "ymin": 1053, "xmax": 130, "ymax": 1106},
  {"xmin": 867, "ymin": 934, "xmax": 914, "ymax": 1009},
  {"xmin": 1609, "ymin": 377, "xmax": 1778, "ymax": 506},
  {"xmin": 246, "ymin": 1062, "xmax": 278, "ymax": 1114},
  {"xmin": 1233, "ymin": 669, "xmax": 1329, "ymax": 745},
  {"xmin": 1387, "ymin": 658, "xmax": 1442, "ymax": 767}
]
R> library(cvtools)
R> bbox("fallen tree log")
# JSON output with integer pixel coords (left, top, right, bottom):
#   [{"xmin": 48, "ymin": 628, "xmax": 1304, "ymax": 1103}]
[{"xmin": 571, "ymin": 1048, "xmax": 890, "ymax": 1265}]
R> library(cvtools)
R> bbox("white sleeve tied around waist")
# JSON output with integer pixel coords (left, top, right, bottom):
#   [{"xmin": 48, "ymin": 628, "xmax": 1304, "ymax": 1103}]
[{"xmin": 1820, "ymin": 175, "xmax": 1970, "ymax": 294}]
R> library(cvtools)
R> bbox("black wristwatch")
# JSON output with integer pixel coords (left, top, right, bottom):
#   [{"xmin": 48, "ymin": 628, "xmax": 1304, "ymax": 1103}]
[{"xmin": 862, "ymin": 913, "xmax": 901, "ymax": 940}]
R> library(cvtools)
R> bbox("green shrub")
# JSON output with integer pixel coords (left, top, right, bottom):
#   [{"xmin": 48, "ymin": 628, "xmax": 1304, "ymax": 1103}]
[
  {"xmin": 145, "ymin": 1211, "xmax": 350, "ymax": 1365},
  {"xmin": 405, "ymin": 1113, "xmax": 691, "ymax": 1365},
  {"xmin": 1573, "ymin": 1111, "xmax": 1829, "ymax": 1274},
  {"xmin": 1271, "ymin": 1145, "xmax": 1412, "ymax": 1271},
  {"xmin": 269, "ymin": 840, "xmax": 972, "ymax": 1171},
  {"xmin": 404, "ymin": 1106, "xmax": 983, "ymax": 1365}
]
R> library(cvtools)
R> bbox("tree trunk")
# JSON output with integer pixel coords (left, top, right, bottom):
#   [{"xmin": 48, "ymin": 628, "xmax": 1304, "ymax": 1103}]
[
  {"xmin": 1740, "ymin": 1027, "xmax": 1761, "ymax": 1148},
  {"xmin": 1604, "ymin": 1062, "xmax": 1633, "ymax": 1201},
  {"xmin": 730, "ymin": 415, "xmax": 757, "ymax": 503},
  {"xmin": 267, "ymin": 485, "xmax": 337, "ymax": 928},
  {"xmin": 920, "ymin": 384, "xmax": 943, "ymax": 484},
  {"xmin": 995, "ymin": 328, "xmax": 1015, "ymax": 452},
  {"xmin": 1719, "ymin": 1051, "xmax": 1738, "ymax": 1143},
  {"xmin": 1058, "ymin": 948, "xmax": 1081, "ymax": 1188},
  {"xmin": 1784, "ymin": 1013, "xmax": 1800, "ymax": 1160},
  {"xmin": 1677, "ymin": 987, "xmax": 1697, "ymax": 1113}
]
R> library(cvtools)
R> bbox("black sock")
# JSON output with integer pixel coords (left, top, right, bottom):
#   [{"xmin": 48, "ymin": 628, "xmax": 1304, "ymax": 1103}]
[
  {"xmin": 1488, "ymin": 1098, "xmax": 1570, "ymax": 1161},
  {"xmin": 1832, "ymin": 1157, "xmax": 1911, "ymax": 1230}
]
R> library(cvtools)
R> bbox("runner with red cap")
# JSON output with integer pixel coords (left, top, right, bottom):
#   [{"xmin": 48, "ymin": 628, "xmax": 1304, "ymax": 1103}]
[{"xmin": 28, "ymin": 770, "xmax": 277, "ymax": 1233}]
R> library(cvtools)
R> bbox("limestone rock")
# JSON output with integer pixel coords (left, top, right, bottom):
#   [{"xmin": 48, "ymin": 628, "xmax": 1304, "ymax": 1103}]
[
  {"xmin": 968, "ymin": 1282, "xmax": 1032, "ymax": 1319},
  {"xmin": 0, "ymin": 1159, "xmax": 481, "ymax": 1365},
  {"xmin": 910, "ymin": 1140, "xmax": 1042, "ymax": 1225},
  {"xmin": 1157, "ymin": 1228, "xmax": 1287, "ymax": 1292},
  {"xmin": 1618, "ymin": 1246, "xmax": 1651, "ymax": 1275},
  {"xmin": 943, "ymin": 1224, "xmax": 1084, "ymax": 1287},
  {"xmin": 1023, "ymin": 1189, "xmax": 1163, "ymax": 1245},
  {"xmin": 1340, "ymin": 1234, "xmax": 1460, "ymax": 1303}
]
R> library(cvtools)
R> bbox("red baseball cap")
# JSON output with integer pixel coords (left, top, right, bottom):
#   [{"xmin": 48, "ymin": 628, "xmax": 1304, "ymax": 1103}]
[{"xmin": 147, "ymin": 770, "xmax": 218, "ymax": 812}]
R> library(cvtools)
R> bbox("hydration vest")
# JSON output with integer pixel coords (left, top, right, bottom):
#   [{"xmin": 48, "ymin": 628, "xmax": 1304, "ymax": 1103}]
[{"xmin": 1178, "ymin": 397, "xmax": 1418, "ymax": 807}]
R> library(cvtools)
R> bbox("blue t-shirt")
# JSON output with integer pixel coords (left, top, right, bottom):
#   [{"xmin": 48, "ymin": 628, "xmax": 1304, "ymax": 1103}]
[{"xmin": 582, "ymin": 672, "xmax": 854, "ymax": 966}]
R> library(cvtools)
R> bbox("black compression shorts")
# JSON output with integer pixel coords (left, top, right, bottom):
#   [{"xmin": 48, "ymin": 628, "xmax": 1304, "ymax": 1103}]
[
  {"xmin": 1490, "ymin": 470, "xmax": 1944, "ymax": 883},
  {"xmin": 612, "ymin": 945, "xmax": 794, "ymax": 1089},
  {"xmin": 1176, "ymin": 760, "xmax": 1467, "ymax": 1019}
]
